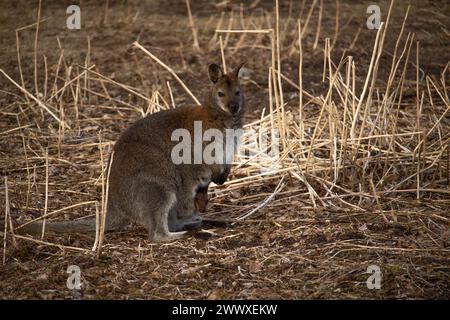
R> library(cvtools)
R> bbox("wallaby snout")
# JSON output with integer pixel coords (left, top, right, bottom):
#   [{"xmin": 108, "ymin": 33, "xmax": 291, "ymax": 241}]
[{"xmin": 230, "ymin": 102, "xmax": 240, "ymax": 114}]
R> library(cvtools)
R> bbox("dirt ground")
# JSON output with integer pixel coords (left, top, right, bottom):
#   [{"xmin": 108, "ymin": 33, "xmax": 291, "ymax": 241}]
[{"xmin": 0, "ymin": 0, "xmax": 449, "ymax": 299}]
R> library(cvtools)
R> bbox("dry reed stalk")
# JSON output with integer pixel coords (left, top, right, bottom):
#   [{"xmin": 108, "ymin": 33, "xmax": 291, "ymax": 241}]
[
  {"xmin": 0, "ymin": 69, "xmax": 70, "ymax": 129},
  {"xmin": 95, "ymin": 66, "xmax": 111, "ymax": 100},
  {"xmin": 416, "ymin": 41, "xmax": 422, "ymax": 200},
  {"xmin": 92, "ymin": 201, "xmax": 100, "ymax": 251},
  {"xmin": 306, "ymin": 44, "xmax": 347, "ymax": 167},
  {"xmin": 103, "ymin": 0, "xmax": 109, "ymax": 25},
  {"xmin": 269, "ymin": 30, "xmax": 284, "ymax": 152},
  {"xmin": 268, "ymin": 67, "xmax": 275, "ymax": 133},
  {"xmin": 223, "ymin": 10, "xmax": 235, "ymax": 48},
  {"xmin": 166, "ymin": 81, "xmax": 176, "ymax": 108},
  {"xmin": 313, "ymin": 0, "xmax": 323, "ymax": 50},
  {"xmin": 33, "ymin": 0, "xmax": 42, "ymax": 98},
  {"xmin": 51, "ymin": 51, "xmax": 65, "ymax": 98},
  {"xmin": 275, "ymin": 71, "xmax": 322, "ymax": 104},
  {"xmin": 209, "ymin": 12, "xmax": 225, "ymax": 45},
  {"xmin": 239, "ymin": 3, "xmax": 246, "ymax": 29},
  {"xmin": 16, "ymin": 18, "xmax": 54, "ymax": 102},
  {"xmin": 275, "ymin": 0, "xmax": 287, "ymax": 147},
  {"xmin": 219, "ymin": 35, "xmax": 227, "ymax": 73},
  {"xmin": 235, "ymin": 176, "xmax": 286, "ymax": 222},
  {"xmin": 349, "ymin": 23, "xmax": 384, "ymax": 139},
  {"xmin": 84, "ymin": 36, "xmax": 91, "ymax": 101},
  {"xmin": 96, "ymin": 132, "xmax": 106, "ymax": 257},
  {"xmin": 357, "ymin": 1, "xmax": 393, "ymax": 141},
  {"xmin": 426, "ymin": 76, "xmax": 448, "ymax": 106},
  {"xmin": 215, "ymin": 29, "xmax": 272, "ymax": 34},
  {"xmin": 281, "ymin": 0, "xmax": 293, "ymax": 39},
  {"xmin": 43, "ymin": 55, "xmax": 48, "ymax": 100},
  {"xmin": 16, "ymin": 116, "xmax": 31, "ymax": 210},
  {"xmin": 3, "ymin": 177, "xmax": 10, "ymax": 264},
  {"xmin": 11, "ymin": 234, "xmax": 88, "ymax": 253},
  {"xmin": 133, "ymin": 42, "xmax": 201, "ymax": 106},
  {"xmin": 301, "ymin": 0, "xmax": 317, "ymax": 38},
  {"xmin": 322, "ymin": 37, "xmax": 328, "ymax": 81},
  {"xmin": 185, "ymin": 0, "xmax": 201, "ymax": 52},
  {"xmin": 232, "ymin": 32, "xmax": 248, "ymax": 54},
  {"xmin": 379, "ymin": 4, "xmax": 408, "ymax": 132},
  {"xmin": 97, "ymin": 151, "xmax": 114, "ymax": 259},
  {"xmin": 40, "ymin": 148, "xmax": 48, "ymax": 240},
  {"xmin": 16, "ymin": 22, "xmax": 35, "ymax": 104},
  {"xmin": 81, "ymin": 66, "xmax": 149, "ymax": 105},
  {"xmin": 0, "ymin": 123, "xmax": 29, "ymax": 136},
  {"xmin": 447, "ymin": 143, "xmax": 450, "ymax": 186},
  {"xmin": 16, "ymin": 201, "xmax": 97, "ymax": 230},
  {"xmin": 348, "ymin": 25, "xmax": 362, "ymax": 51},
  {"xmin": 331, "ymin": 0, "xmax": 340, "ymax": 49}
]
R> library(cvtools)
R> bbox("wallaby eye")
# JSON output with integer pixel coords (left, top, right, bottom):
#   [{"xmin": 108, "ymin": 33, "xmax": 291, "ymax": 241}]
[{"xmin": 217, "ymin": 91, "xmax": 225, "ymax": 98}]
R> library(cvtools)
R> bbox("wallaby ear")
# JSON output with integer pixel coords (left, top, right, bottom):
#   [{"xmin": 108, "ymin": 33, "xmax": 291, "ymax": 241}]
[
  {"xmin": 233, "ymin": 61, "xmax": 246, "ymax": 79},
  {"xmin": 208, "ymin": 63, "xmax": 223, "ymax": 84}
]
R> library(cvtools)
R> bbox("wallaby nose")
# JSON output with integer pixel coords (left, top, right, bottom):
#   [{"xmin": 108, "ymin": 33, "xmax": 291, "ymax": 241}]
[{"xmin": 230, "ymin": 103, "xmax": 240, "ymax": 114}]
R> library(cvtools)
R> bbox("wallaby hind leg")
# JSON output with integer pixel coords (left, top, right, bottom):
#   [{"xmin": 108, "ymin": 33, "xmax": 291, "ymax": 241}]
[
  {"xmin": 152, "ymin": 192, "xmax": 187, "ymax": 242},
  {"xmin": 138, "ymin": 184, "xmax": 187, "ymax": 242}
]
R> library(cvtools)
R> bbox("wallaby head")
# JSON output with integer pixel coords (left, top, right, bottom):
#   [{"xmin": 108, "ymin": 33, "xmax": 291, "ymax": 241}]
[{"xmin": 207, "ymin": 62, "xmax": 245, "ymax": 117}]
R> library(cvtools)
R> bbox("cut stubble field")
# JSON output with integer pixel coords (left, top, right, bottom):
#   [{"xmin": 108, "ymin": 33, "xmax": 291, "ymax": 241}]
[{"xmin": 0, "ymin": 0, "xmax": 449, "ymax": 299}]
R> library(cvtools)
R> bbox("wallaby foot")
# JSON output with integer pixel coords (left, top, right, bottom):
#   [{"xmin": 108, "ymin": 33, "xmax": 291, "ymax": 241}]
[
  {"xmin": 153, "ymin": 230, "xmax": 188, "ymax": 242},
  {"xmin": 173, "ymin": 214, "xmax": 202, "ymax": 231}
]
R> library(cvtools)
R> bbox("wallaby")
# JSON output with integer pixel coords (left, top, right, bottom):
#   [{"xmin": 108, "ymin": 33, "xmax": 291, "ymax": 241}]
[{"xmin": 14, "ymin": 62, "xmax": 245, "ymax": 242}]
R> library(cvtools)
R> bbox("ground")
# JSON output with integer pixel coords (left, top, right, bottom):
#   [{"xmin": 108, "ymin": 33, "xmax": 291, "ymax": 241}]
[{"xmin": 0, "ymin": 0, "xmax": 449, "ymax": 299}]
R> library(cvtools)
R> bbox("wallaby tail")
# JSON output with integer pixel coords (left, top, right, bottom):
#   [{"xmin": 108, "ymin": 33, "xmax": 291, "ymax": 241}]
[
  {"xmin": 14, "ymin": 217, "xmax": 98, "ymax": 235},
  {"xmin": 1, "ymin": 202, "xmax": 126, "ymax": 236}
]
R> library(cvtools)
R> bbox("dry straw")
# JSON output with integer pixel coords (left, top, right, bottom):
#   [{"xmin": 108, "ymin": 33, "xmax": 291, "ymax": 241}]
[{"xmin": 0, "ymin": 0, "xmax": 448, "ymax": 264}]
